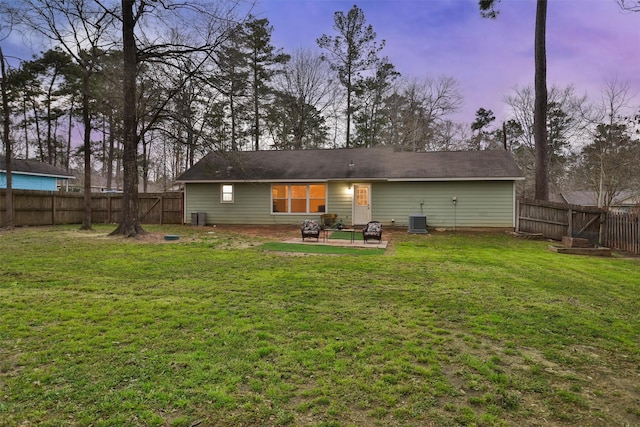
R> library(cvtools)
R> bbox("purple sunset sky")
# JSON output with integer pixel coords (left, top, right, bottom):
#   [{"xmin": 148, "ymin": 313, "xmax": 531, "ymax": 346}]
[
  {"xmin": 2, "ymin": 0, "xmax": 637, "ymax": 127},
  {"xmin": 253, "ymin": 0, "xmax": 640, "ymax": 124}
]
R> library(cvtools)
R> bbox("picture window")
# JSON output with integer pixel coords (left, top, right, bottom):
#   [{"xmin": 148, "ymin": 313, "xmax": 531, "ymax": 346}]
[{"xmin": 272, "ymin": 184, "xmax": 326, "ymax": 214}]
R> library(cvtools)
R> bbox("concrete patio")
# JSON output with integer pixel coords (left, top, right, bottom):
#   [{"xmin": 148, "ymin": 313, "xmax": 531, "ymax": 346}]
[{"xmin": 283, "ymin": 237, "xmax": 388, "ymax": 249}]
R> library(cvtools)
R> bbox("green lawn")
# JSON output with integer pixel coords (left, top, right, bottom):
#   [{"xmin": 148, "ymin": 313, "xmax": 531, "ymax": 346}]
[{"xmin": 1, "ymin": 225, "xmax": 638, "ymax": 426}]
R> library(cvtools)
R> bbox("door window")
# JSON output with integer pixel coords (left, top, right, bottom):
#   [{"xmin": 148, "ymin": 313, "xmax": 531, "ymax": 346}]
[{"xmin": 356, "ymin": 187, "xmax": 368, "ymax": 206}]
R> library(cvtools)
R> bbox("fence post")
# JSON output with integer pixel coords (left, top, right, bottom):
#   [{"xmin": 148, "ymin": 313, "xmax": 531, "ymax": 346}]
[
  {"xmin": 599, "ymin": 212, "xmax": 606, "ymax": 247},
  {"xmin": 52, "ymin": 193, "xmax": 56, "ymax": 226},
  {"xmin": 515, "ymin": 200, "xmax": 520, "ymax": 233},
  {"xmin": 636, "ymin": 215, "xmax": 639, "ymax": 255},
  {"xmin": 567, "ymin": 208, "xmax": 573, "ymax": 237}
]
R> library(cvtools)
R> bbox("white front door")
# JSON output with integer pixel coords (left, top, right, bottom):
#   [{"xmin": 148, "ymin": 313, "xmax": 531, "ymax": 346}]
[{"xmin": 352, "ymin": 184, "xmax": 371, "ymax": 226}]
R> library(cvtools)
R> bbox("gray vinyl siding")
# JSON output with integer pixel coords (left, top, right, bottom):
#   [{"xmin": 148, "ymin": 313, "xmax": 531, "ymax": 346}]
[
  {"xmin": 184, "ymin": 182, "xmax": 350, "ymax": 225},
  {"xmin": 371, "ymin": 181, "xmax": 515, "ymax": 228},
  {"xmin": 185, "ymin": 183, "xmax": 270, "ymax": 225},
  {"xmin": 327, "ymin": 182, "xmax": 354, "ymax": 225},
  {"xmin": 184, "ymin": 180, "xmax": 515, "ymax": 228}
]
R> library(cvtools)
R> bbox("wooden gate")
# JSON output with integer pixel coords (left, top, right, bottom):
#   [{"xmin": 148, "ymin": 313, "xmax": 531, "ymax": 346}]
[
  {"xmin": 516, "ymin": 199, "xmax": 603, "ymax": 244},
  {"xmin": 517, "ymin": 199, "xmax": 640, "ymax": 254}
]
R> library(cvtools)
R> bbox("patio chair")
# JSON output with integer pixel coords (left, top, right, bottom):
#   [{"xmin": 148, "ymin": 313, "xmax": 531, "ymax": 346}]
[
  {"xmin": 362, "ymin": 221, "xmax": 383, "ymax": 243},
  {"xmin": 301, "ymin": 219, "xmax": 322, "ymax": 241}
]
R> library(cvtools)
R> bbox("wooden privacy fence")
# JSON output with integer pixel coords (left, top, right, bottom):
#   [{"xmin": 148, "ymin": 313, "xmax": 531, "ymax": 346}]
[
  {"xmin": 0, "ymin": 190, "xmax": 183, "ymax": 226},
  {"xmin": 517, "ymin": 199, "xmax": 640, "ymax": 255},
  {"xmin": 606, "ymin": 212, "xmax": 640, "ymax": 255}
]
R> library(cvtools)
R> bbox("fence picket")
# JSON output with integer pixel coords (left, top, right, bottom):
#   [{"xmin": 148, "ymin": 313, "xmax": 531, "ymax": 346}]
[{"xmin": 607, "ymin": 211, "xmax": 640, "ymax": 254}]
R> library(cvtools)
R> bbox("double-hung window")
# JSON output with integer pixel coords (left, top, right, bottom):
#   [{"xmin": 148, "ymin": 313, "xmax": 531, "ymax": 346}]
[
  {"xmin": 272, "ymin": 184, "xmax": 326, "ymax": 214},
  {"xmin": 221, "ymin": 184, "xmax": 234, "ymax": 203}
]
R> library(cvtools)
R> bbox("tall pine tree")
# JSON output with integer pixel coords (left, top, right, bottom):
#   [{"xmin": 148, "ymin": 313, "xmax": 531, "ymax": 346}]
[
  {"xmin": 317, "ymin": 5, "xmax": 385, "ymax": 148},
  {"xmin": 245, "ymin": 17, "xmax": 289, "ymax": 151}
]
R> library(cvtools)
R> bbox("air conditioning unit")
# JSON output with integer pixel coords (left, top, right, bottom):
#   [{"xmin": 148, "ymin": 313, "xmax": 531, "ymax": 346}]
[{"xmin": 408, "ymin": 214, "xmax": 428, "ymax": 233}]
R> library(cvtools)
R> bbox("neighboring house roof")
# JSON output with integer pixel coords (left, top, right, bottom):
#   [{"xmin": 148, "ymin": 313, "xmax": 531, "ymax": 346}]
[
  {"xmin": 554, "ymin": 190, "xmax": 639, "ymax": 207},
  {"xmin": 559, "ymin": 191, "xmax": 598, "ymax": 206},
  {"xmin": 0, "ymin": 156, "xmax": 74, "ymax": 179},
  {"xmin": 613, "ymin": 191, "xmax": 640, "ymax": 206},
  {"xmin": 176, "ymin": 148, "xmax": 524, "ymax": 183}
]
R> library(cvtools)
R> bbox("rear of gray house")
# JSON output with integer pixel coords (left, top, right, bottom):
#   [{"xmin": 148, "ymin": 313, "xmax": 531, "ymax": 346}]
[{"xmin": 176, "ymin": 147, "xmax": 523, "ymax": 229}]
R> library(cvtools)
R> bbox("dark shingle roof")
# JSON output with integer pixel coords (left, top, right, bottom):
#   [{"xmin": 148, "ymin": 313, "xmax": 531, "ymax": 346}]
[
  {"xmin": 557, "ymin": 190, "xmax": 639, "ymax": 207},
  {"xmin": 176, "ymin": 148, "xmax": 523, "ymax": 182},
  {"xmin": 0, "ymin": 156, "xmax": 74, "ymax": 178}
]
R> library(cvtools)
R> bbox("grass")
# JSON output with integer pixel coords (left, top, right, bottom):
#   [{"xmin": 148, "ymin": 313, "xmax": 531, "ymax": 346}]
[{"xmin": 0, "ymin": 225, "xmax": 639, "ymax": 426}]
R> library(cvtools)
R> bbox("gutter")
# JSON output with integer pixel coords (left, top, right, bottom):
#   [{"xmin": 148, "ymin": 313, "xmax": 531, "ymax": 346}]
[
  {"xmin": 176, "ymin": 177, "xmax": 525, "ymax": 184},
  {"xmin": 0, "ymin": 170, "xmax": 74, "ymax": 179}
]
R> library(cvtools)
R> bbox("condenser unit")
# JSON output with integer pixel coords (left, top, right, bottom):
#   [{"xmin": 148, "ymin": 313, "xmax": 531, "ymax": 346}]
[{"xmin": 408, "ymin": 214, "xmax": 428, "ymax": 234}]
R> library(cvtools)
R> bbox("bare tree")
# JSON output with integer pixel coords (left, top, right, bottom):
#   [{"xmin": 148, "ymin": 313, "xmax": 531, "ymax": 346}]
[
  {"xmin": 6, "ymin": 0, "xmax": 116, "ymax": 230},
  {"xmin": 617, "ymin": 0, "xmax": 640, "ymax": 11},
  {"xmin": 504, "ymin": 84, "xmax": 589, "ymax": 195},
  {"xmin": 434, "ymin": 120, "xmax": 472, "ymax": 151},
  {"xmin": 382, "ymin": 76, "xmax": 462, "ymax": 152},
  {"xmin": 579, "ymin": 80, "xmax": 639, "ymax": 208},
  {"xmin": 269, "ymin": 48, "xmax": 337, "ymax": 149},
  {"xmin": 111, "ymin": 0, "xmax": 246, "ymax": 237},
  {"xmin": 163, "ymin": 62, "xmax": 210, "ymax": 170}
]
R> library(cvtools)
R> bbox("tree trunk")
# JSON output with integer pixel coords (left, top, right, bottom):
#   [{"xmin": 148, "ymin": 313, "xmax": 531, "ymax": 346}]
[
  {"xmin": 101, "ymin": 117, "xmax": 107, "ymax": 180},
  {"xmin": 253, "ymin": 59, "xmax": 260, "ymax": 151},
  {"xmin": 32, "ymin": 100, "xmax": 43, "ymax": 161},
  {"xmin": 230, "ymin": 91, "xmax": 237, "ymax": 151},
  {"xmin": 142, "ymin": 133, "xmax": 148, "ymax": 193},
  {"xmin": 345, "ymin": 71, "xmax": 351, "ymax": 148},
  {"xmin": 1, "ymin": 48, "xmax": 13, "ymax": 230},
  {"xmin": 111, "ymin": 0, "xmax": 145, "ymax": 237},
  {"xmin": 533, "ymin": 0, "xmax": 549, "ymax": 201},
  {"xmin": 46, "ymin": 70, "xmax": 58, "ymax": 164},
  {"xmin": 107, "ymin": 112, "xmax": 115, "ymax": 190},
  {"xmin": 66, "ymin": 98, "xmax": 74, "ymax": 170},
  {"xmin": 23, "ymin": 96, "xmax": 30, "ymax": 159},
  {"xmin": 80, "ymin": 68, "xmax": 92, "ymax": 230}
]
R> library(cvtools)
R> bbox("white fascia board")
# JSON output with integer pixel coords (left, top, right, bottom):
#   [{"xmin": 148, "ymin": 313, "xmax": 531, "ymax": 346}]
[
  {"xmin": 254, "ymin": 179, "xmax": 329, "ymax": 183},
  {"xmin": 1, "ymin": 170, "xmax": 74, "ymax": 179},
  {"xmin": 326, "ymin": 178, "xmax": 387, "ymax": 182},
  {"xmin": 178, "ymin": 179, "xmax": 330, "ymax": 184},
  {"xmin": 386, "ymin": 177, "xmax": 524, "ymax": 182},
  {"xmin": 177, "ymin": 177, "xmax": 524, "ymax": 183}
]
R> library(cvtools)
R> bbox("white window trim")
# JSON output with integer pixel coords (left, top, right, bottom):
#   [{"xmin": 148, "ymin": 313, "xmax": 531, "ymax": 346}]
[{"xmin": 221, "ymin": 184, "xmax": 234, "ymax": 203}]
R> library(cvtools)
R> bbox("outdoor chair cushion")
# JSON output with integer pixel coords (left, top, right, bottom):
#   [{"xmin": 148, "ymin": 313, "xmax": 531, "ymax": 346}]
[
  {"xmin": 362, "ymin": 221, "xmax": 383, "ymax": 242},
  {"xmin": 301, "ymin": 219, "xmax": 322, "ymax": 241}
]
